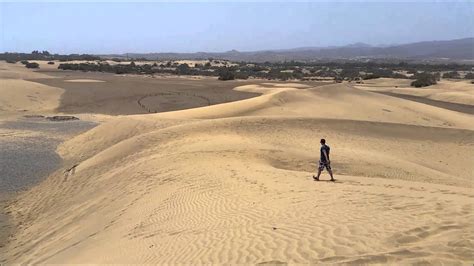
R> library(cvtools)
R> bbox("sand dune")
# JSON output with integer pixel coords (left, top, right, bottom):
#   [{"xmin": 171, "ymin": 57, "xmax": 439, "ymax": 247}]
[
  {"xmin": 0, "ymin": 79, "xmax": 63, "ymax": 116},
  {"xmin": 2, "ymin": 75, "xmax": 474, "ymax": 263},
  {"xmin": 156, "ymin": 83, "xmax": 474, "ymax": 129},
  {"xmin": 357, "ymin": 78, "xmax": 474, "ymax": 105},
  {"xmin": 0, "ymin": 62, "xmax": 63, "ymax": 118},
  {"xmin": 0, "ymin": 61, "xmax": 56, "ymax": 80}
]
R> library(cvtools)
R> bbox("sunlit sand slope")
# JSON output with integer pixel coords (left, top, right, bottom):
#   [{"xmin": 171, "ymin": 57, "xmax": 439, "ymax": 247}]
[
  {"xmin": 0, "ymin": 62, "xmax": 62, "ymax": 116},
  {"xmin": 0, "ymin": 79, "xmax": 62, "ymax": 114},
  {"xmin": 357, "ymin": 78, "xmax": 474, "ymax": 105},
  {"xmin": 4, "ymin": 83, "xmax": 474, "ymax": 264}
]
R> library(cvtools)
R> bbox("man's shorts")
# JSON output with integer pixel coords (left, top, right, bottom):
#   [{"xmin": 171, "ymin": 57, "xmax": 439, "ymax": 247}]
[{"xmin": 319, "ymin": 160, "xmax": 331, "ymax": 171}]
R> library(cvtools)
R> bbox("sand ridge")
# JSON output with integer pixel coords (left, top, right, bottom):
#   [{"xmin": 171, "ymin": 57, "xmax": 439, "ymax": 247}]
[
  {"xmin": 65, "ymin": 79, "xmax": 105, "ymax": 83},
  {"xmin": 2, "ymin": 72, "xmax": 474, "ymax": 263},
  {"xmin": 356, "ymin": 78, "xmax": 474, "ymax": 105},
  {"xmin": 0, "ymin": 79, "xmax": 63, "ymax": 116},
  {"xmin": 0, "ymin": 62, "xmax": 65, "ymax": 118},
  {"xmin": 153, "ymin": 83, "xmax": 474, "ymax": 129}
]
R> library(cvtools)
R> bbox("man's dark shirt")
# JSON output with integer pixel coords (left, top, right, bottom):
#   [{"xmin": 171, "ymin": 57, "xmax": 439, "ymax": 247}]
[{"xmin": 320, "ymin": 144, "xmax": 330, "ymax": 163}]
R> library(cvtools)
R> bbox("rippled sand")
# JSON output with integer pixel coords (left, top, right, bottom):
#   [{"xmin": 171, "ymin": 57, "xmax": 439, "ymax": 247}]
[{"xmin": 1, "ymin": 62, "xmax": 473, "ymax": 264}]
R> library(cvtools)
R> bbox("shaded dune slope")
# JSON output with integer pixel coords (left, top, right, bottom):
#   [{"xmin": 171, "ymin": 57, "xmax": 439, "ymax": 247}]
[
  {"xmin": 358, "ymin": 78, "xmax": 474, "ymax": 106},
  {"xmin": 4, "ymin": 83, "xmax": 474, "ymax": 264}
]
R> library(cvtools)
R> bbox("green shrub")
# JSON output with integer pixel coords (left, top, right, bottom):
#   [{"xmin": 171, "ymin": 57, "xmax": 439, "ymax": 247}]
[
  {"xmin": 442, "ymin": 71, "xmax": 460, "ymax": 79},
  {"xmin": 25, "ymin": 62, "xmax": 39, "ymax": 69},
  {"xmin": 464, "ymin": 72, "xmax": 474, "ymax": 79},
  {"xmin": 411, "ymin": 72, "xmax": 437, "ymax": 87},
  {"xmin": 392, "ymin": 73, "xmax": 409, "ymax": 79},
  {"xmin": 234, "ymin": 72, "xmax": 249, "ymax": 80},
  {"xmin": 176, "ymin": 63, "xmax": 190, "ymax": 75},
  {"xmin": 363, "ymin": 74, "xmax": 380, "ymax": 80},
  {"xmin": 218, "ymin": 67, "xmax": 235, "ymax": 80},
  {"xmin": 340, "ymin": 69, "xmax": 360, "ymax": 79}
]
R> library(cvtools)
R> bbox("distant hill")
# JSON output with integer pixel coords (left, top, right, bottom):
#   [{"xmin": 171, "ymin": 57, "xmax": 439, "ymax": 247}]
[{"xmin": 103, "ymin": 37, "xmax": 474, "ymax": 62}]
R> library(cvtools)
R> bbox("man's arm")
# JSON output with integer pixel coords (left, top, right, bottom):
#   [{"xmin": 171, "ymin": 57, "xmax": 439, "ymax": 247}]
[{"xmin": 323, "ymin": 149, "xmax": 330, "ymax": 163}]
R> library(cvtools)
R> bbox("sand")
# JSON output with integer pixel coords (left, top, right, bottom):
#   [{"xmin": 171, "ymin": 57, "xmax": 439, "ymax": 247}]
[
  {"xmin": 65, "ymin": 79, "xmax": 105, "ymax": 83},
  {"xmin": 0, "ymin": 61, "xmax": 56, "ymax": 80},
  {"xmin": 1, "ymin": 67, "xmax": 474, "ymax": 264},
  {"xmin": 0, "ymin": 79, "xmax": 63, "ymax": 116},
  {"xmin": 0, "ymin": 62, "xmax": 100, "ymax": 254},
  {"xmin": 29, "ymin": 70, "xmax": 275, "ymax": 115},
  {"xmin": 0, "ymin": 117, "xmax": 97, "ymax": 192},
  {"xmin": 357, "ymin": 78, "xmax": 474, "ymax": 105},
  {"xmin": 0, "ymin": 62, "xmax": 65, "ymax": 119}
]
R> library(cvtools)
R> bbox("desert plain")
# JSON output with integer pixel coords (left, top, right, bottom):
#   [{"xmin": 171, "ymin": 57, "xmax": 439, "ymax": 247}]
[{"xmin": 0, "ymin": 60, "xmax": 473, "ymax": 264}]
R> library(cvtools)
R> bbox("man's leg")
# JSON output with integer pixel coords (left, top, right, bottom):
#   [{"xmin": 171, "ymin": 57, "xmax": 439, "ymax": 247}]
[
  {"xmin": 315, "ymin": 168, "xmax": 322, "ymax": 180},
  {"xmin": 327, "ymin": 165, "xmax": 335, "ymax": 181},
  {"xmin": 313, "ymin": 162, "xmax": 322, "ymax": 180}
]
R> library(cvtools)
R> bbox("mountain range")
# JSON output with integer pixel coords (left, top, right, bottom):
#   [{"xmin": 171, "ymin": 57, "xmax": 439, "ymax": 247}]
[{"xmin": 104, "ymin": 37, "xmax": 474, "ymax": 62}]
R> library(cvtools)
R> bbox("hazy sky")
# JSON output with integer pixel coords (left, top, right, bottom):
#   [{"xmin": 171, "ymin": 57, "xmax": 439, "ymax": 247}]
[{"xmin": 1, "ymin": 1, "xmax": 473, "ymax": 54}]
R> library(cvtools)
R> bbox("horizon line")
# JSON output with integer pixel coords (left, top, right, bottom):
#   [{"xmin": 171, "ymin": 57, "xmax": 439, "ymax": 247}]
[{"xmin": 2, "ymin": 36, "xmax": 473, "ymax": 55}]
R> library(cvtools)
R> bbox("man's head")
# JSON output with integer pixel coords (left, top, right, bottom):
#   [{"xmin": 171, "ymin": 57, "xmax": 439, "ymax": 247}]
[{"xmin": 320, "ymin": 138, "xmax": 326, "ymax": 145}]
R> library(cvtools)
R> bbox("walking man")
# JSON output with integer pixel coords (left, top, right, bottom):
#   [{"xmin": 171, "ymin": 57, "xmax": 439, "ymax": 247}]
[{"xmin": 313, "ymin": 138, "xmax": 335, "ymax": 182}]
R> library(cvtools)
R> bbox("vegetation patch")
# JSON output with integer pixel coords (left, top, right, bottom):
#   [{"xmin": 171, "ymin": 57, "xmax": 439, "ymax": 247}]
[
  {"xmin": 411, "ymin": 72, "xmax": 438, "ymax": 87},
  {"xmin": 25, "ymin": 62, "xmax": 40, "ymax": 69}
]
